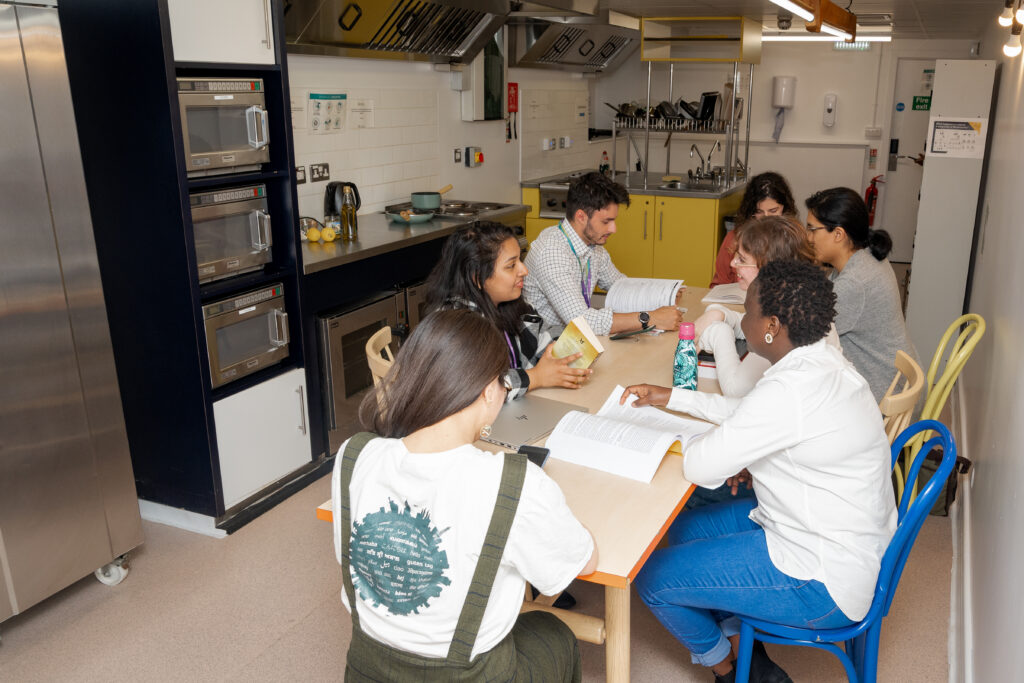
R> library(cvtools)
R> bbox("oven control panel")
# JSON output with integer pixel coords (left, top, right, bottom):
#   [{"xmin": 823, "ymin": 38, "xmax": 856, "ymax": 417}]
[
  {"xmin": 190, "ymin": 185, "xmax": 266, "ymax": 208},
  {"xmin": 203, "ymin": 283, "xmax": 282, "ymax": 319},
  {"xmin": 178, "ymin": 78, "xmax": 263, "ymax": 93}
]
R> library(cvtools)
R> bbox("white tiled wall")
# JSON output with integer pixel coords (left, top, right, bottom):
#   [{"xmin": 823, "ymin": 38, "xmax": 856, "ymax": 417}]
[{"xmin": 519, "ymin": 86, "xmax": 595, "ymax": 178}]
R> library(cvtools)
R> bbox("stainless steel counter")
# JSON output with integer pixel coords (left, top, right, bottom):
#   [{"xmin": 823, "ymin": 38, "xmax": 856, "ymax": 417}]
[
  {"xmin": 521, "ymin": 169, "xmax": 745, "ymax": 200},
  {"xmin": 301, "ymin": 204, "xmax": 529, "ymax": 275}
]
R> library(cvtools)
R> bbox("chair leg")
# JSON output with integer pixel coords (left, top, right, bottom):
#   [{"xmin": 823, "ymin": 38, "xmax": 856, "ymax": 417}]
[
  {"xmin": 736, "ymin": 622, "xmax": 755, "ymax": 683},
  {"xmin": 860, "ymin": 626, "xmax": 882, "ymax": 683}
]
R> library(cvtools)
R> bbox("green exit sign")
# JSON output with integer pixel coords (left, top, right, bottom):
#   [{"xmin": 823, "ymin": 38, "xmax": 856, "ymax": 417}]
[{"xmin": 913, "ymin": 96, "xmax": 931, "ymax": 111}]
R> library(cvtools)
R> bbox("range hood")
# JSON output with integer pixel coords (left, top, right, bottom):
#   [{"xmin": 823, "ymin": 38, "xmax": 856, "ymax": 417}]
[
  {"xmin": 508, "ymin": 9, "xmax": 639, "ymax": 73},
  {"xmin": 284, "ymin": 0, "xmax": 510, "ymax": 64}
]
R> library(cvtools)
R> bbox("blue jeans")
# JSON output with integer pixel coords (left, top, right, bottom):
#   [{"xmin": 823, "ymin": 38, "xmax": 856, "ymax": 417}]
[
  {"xmin": 635, "ymin": 499, "xmax": 854, "ymax": 667},
  {"xmin": 683, "ymin": 480, "xmax": 756, "ymax": 510}
]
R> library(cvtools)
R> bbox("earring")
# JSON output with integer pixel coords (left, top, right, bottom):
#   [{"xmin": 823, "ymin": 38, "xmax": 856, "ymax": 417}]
[
  {"xmin": 480, "ymin": 424, "xmax": 492, "ymax": 439},
  {"xmin": 764, "ymin": 332, "xmax": 774, "ymax": 344}
]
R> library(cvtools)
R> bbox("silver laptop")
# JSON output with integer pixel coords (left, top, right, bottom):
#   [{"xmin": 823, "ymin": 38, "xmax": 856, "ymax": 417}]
[{"xmin": 481, "ymin": 395, "xmax": 588, "ymax": 450}]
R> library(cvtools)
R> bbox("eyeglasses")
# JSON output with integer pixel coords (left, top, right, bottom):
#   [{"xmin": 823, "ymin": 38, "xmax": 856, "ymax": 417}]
[
  {"xmin": 805, "ymin": 225, "xmax": 827, "ymax": 233},
  {"xmin": 732, "ymin": 261, "xmax": 759, "ymax": 269}
]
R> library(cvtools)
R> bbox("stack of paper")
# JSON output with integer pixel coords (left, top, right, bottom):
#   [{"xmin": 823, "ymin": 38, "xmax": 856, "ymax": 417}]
[{"xmin": 701, "ymin": 282, "xmax": 746, "ymax": 305}]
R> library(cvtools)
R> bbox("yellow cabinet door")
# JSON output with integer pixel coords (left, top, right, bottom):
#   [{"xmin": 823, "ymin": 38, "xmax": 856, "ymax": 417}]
[
  {"xmin": 525, "ymin": 217, "xmax": 555, "ymax": 245},
  {"xmin": 652, "ymin": 197, "xmax": 717, "ymax": 286},
  {"xmin": 604, "ymin": 194, "xmax": 654, "ymax": 278}
]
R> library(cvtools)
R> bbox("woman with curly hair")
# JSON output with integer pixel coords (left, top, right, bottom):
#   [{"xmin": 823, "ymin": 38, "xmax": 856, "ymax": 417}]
[
  {"xmin": 711, "ymin": 172, "xmax": 798, "ymax": 287},
  {"xmin": 619, "ymin": 260, "xmax": 896, "ymax": 683}
]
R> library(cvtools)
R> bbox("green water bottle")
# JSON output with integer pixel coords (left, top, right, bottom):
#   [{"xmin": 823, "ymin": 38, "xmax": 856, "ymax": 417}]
[{"xmin": 673, "ymin": 322, "xmax": 698, "ymax": 390}]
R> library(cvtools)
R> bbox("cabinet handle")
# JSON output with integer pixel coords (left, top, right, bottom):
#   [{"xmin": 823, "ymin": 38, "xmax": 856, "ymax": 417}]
[
  {"xmin": 659, "ymin": 210, "xmax": 664, "ymax": 241},
  {"xmin": 296, "ymin": 386, "xmax": 307, "ymax": 435},
  {"xmin": 642, "ymin": 209, "xmax": 647, "ymax": 239},
  {"xmin": 262, "ymin": 0, "xmax": 273, "ymax": 49}
]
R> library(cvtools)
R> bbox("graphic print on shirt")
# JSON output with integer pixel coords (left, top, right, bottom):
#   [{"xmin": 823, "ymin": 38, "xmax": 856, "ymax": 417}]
[{"xmin": 351, "ymin": 499, "xmax": 450, "ymax": 615}]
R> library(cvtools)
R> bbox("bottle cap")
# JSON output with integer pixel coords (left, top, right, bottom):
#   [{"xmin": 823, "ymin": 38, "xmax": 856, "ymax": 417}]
[{"xmin": 678, "ymin": 322, "xmax": 695, "ymax": 340}]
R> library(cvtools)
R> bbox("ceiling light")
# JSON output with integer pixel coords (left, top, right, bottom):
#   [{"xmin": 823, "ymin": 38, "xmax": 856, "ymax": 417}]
[
  {"xmin": 768, "ymin": 0, "xmax": 814, "ymax": 23},
  {"xmin": 762, "ymin": 34, "xmax": 891, "ymax": 43},
  {"xmin": 1001, "ymin": 1, "xmax": 1015, "ymax": 27},
  {"xmin": 1006, "ymin": 22, "xmax": 1023, "ymax": 57},
  {"xmin": 820, "ymin": 24, "xmax": 854, "ymax": 40},
  {"xmin": 1017, "ymin": 1, "xmax": 1024, "ymax": 24}
]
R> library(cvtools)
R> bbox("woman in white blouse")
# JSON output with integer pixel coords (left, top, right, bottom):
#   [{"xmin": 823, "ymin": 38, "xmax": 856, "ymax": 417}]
[{"xmin": 621, "ymin": 260, "xmax": 896, "ymax": 683}]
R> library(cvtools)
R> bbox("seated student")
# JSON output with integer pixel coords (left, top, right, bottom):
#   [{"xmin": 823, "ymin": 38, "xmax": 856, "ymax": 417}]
[
  {"xmin": 426, "ymin": 221, "xmax": 592, "ymax": 401},
  {"xmin": 695, "ymin": 215, "xmax": 841, "ymax": 398},
  {"xmin": 804, "ymin": 187, "xmax": 920, "ymax": 402},
  {"xmin": 711, "ymin": 172, "xmax": 798, "ymax": 287},
  {"xmin": 333, "ymin": 309, "xmax": 597, "ymax": 681},
  {"xmin": 620, "ymin": 260, "xmax": 896, "ymax": 683},
  {"xmin": 523, "ymin": 171, "xmax": 682, "ymax": 335}
]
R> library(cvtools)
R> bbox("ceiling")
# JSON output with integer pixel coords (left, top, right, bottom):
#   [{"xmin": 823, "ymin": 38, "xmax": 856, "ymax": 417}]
[{"xmin": 599, "ymin": 0, "xmax": 997, "ymax": 39}]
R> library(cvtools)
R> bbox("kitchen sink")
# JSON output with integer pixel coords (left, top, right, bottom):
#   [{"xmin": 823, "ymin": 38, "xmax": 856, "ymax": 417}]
[{"xmin": 658, "ymin": 179, "xmax": 722, "ymax": 192}]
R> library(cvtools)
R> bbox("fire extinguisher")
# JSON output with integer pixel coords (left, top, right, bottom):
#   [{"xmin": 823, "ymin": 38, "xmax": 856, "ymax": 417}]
[{"xmin": 864, "ymin": 175, "xmax": 885, "ymax": 227}]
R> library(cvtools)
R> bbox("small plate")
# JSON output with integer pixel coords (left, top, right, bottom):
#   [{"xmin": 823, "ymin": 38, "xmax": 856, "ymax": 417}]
[{"xmin": 386, "ymin": 211, "xmax": 435, "ymax": 224}]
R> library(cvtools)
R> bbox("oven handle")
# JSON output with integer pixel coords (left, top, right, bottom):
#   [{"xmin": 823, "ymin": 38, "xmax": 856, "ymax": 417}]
[
  {"xmin": 296, "ymin": 386, "xmax": 307, "ymax": 435},
  {"xmin": 269, "ymin": 309, "xmax": 289, "ymax": 347},
  {"xmin": 249, "ymin": 210, "xmax": 271, "ymax": 251},
  {"xmin": 246, "ymin": 106, "xmax": 269, "ymax": 149}
]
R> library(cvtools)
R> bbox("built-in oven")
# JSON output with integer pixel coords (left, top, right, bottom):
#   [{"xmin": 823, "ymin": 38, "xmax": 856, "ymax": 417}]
[
  {"xmin": 203, "ymin": 283, "xmax": 289, "ymax": 388},
  {"xmin": 403, "ymin": 281, "xmax": 430, "ymax": 334},
  {"xmin": 178, "ymin": 77, "xmax": 269, "ymax": 177},
  {"xmin": 319, "ymin": 292, "xmax": 402, "ymax": 454},
  {"xmin": 190, "ymin": 184, "xmax": 272, "ymax": 283}
]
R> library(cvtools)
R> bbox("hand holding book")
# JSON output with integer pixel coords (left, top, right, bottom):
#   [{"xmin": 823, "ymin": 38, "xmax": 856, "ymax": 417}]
[{"xmin": 527, "ymin": 342, "xmax": 592, "ymax": 390}]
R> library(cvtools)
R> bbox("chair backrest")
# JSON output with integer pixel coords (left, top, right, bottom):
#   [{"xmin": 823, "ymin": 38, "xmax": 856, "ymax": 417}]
[
  {"xmin": 920, "ymin": 313, "xmax": 985, "ymax": 423},
  {"xmin": 868, "ymin": 420, "xmax": 957, "ymax": 621},
  {"xmin": 878, "ymin": 350, "xmax": 925, "ymax": 445},
  {"xmin": 365, "ymin": 326, "xmax": 395, "ymax": 386}
]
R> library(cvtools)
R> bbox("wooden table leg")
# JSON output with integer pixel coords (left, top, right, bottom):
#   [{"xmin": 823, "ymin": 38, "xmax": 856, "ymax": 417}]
[{"xmin": 605, "ymin": 585, "xmax": 630, "ymax": 682}]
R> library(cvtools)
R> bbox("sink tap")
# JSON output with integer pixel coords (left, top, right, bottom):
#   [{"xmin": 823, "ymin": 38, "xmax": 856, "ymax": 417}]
[
  {"xmin": 705, "ymin": 141, "xmax": 721, "ymax": 170},
  {"xmin": 689, "ymin": 144, "xmax": 706, "ymax": 177}
]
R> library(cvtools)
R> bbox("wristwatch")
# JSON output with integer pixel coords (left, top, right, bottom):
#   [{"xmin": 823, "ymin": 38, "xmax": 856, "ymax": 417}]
[{"xmin": 638, "ymin": 311, "xmax": 651, "ymax": 330}]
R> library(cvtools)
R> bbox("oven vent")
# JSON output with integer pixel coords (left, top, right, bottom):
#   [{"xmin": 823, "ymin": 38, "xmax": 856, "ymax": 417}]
[
  {"xmin": 538, "ymin": 26, "xmax": 584, "ymax": 62},
  {"xmin": 585, "ymin": 35, "xmax": 631, "ymax": 68},
  {"xmin": 365, "ymin": 1, "xmax": 488, "ymax": 57}
]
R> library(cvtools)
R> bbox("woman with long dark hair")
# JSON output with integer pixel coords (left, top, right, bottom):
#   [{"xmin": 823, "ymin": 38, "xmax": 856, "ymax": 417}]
[
  {"xmin": 334, "ymin": 309, "xmax": 597, "ymax": 681},
  {"xmin": 711, "ymin": 172, "xmax": 799, "ymax": 287},
  {"xmin": 804, "ymin": 187, "xmax": 919, "ymax": 402},
  {"xmin": 426, "ymin": 221, "xmax": 590, "ymax": 401},
  {"xmin": 621, "ymin": 261, "xmax": 895, "ymax": 683}
]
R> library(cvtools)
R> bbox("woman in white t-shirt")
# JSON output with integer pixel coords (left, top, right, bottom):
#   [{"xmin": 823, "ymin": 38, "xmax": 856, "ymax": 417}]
[
  {"xmin": 332, "ymin": 309, "xmax": 597, "ymax": 681},
  {"xmin": 621, "ymin": 260, "xmax": 896, "ymax": 683}
]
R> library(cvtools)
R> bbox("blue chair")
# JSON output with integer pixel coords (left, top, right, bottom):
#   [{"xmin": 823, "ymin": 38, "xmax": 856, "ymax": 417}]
[{"xmin": 734, "ymin": 420, "xmax": 957, "ymax": 683}]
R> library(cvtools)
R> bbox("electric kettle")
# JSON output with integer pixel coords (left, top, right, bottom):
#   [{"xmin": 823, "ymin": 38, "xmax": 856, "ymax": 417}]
[{"xmin": 324, "ymin": 181, "xmax": 361, "ymax": 218}]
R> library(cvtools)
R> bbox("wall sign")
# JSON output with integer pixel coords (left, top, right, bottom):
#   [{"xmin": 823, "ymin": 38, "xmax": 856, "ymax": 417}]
[
  {"xmin": 308, "ymin": 92, "xmax": 347, "ymax": 134},
  {"xmin": 896, "ymin": 102, "xmax": 905, "ymax": 112},
  {"xmin": 926, "ymin": 116, "xmax": 988, "ymax": 158},
  {"xmin": 912, "ymin": 96, "xmax": 931, "ymax": 111}
]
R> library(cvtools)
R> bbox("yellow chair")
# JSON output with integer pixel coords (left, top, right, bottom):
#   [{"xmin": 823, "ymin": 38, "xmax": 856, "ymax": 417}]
[
  {"xmin": 879, "ymin": 350, "xmax": 925, "ymax": 446},
  {"xmin": 365, "ymin": 326, "xmax": 395, "ymax": 386},
  {"xmin": 894, "ymin": 313, "xmax": 985, "ymax": 501}
]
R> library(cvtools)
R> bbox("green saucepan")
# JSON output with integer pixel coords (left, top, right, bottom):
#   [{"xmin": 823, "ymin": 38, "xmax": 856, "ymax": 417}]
[{"xmin": 411, "ymin": 183, "xmax": 453, "ymax": 210}]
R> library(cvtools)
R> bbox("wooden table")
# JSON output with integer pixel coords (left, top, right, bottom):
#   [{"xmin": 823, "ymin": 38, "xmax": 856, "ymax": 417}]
[{"xmin": 317, "ymin": 286, "xmax": 737, "ymax": 681}]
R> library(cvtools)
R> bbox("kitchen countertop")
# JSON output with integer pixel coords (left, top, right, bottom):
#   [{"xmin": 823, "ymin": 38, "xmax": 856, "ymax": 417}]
[
  {"xmin": 521, "ymin": 169, "xmax": 745, "ymax": 200},
  {"xmin": 300, "ymin": 204, "xmax": 529, "ymax": 275}
]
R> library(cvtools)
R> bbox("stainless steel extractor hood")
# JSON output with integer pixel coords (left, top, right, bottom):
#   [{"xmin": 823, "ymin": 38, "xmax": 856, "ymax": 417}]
[
  {"xmin": 507, "ymin": 9, "xmax": 639, "ymax": 73},
  {"xmin": 285, "ymin": 0, "xmax": 510, "ymax": 64}
]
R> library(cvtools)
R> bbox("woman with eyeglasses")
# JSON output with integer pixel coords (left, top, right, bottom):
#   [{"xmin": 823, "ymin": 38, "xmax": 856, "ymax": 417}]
[
  {"xmin": 804, "ymin": 187, "xmax": 919, "ymax": 402},
  {"xmin": 333, "ymin": 309, "xmax": 597, "ymax": 681},
  {"xmin": 620, "ymin": 260, "xmax": 896, "ymax": 683},
  {"xmin": 711, "ymin": 172, "xmax": 799, "ymax": 287},
  {"xmin": 426, "ymin": 221, "xmax": 592, "ymax": 402}
]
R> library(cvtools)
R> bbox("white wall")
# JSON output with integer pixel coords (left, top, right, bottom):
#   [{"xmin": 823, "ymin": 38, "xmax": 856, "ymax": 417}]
[
  {"xmin": 286, "ymin": 55, "xmax": 598, "ymax": 219},
  {"xmin": 591, "ymin": 40, "xmax": 974, "ymax": 219},
  {"xmin": 959, "ymin": 24, "xmax": 1024, "ymax": 683}
]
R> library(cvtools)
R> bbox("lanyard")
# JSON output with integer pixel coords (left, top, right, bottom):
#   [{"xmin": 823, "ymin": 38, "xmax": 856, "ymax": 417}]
[
  {"xmin": 557, "ymin": 220, "xmax": 592, "ymax": 307},
  {"xmin": 503, "ymin": 331, "xmax": 520, "ymax": 369}
]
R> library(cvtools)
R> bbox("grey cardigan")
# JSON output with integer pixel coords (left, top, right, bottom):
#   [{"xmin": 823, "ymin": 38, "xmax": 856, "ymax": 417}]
[{"xmin": 830, "ymin": 249, "xmax": 921, "ymax": 403}]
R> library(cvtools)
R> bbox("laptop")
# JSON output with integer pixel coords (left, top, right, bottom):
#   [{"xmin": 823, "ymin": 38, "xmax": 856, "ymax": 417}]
[{"xmin": 480, "ymin": 395, "xmax": 587, "ymax": 450}]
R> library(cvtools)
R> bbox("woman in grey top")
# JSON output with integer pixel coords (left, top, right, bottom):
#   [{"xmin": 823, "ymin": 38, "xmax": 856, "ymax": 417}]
[{"xmin": 804, "ymin": 187, "xmax": 920, "ymax": 403}]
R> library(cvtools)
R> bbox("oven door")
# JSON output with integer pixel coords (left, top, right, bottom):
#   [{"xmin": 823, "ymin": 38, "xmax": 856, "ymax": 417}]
[
  {"xmin": 191, "ymin": 190, "xmax": 272, "ymax": 283},
  {"xmin": 204, "ymin": 292, "xmax": 289, "ymax": 388},
  {"xmin": 404, "ymin": 283, "xmax": 429, "ymax": 334},
  {"xmin": 179, "ymin": 90, "xmax": 269, "ymax": 174}
]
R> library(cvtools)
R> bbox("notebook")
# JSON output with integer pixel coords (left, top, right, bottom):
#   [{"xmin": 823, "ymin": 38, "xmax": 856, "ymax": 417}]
[{"xmin": 480, "ymin": 395, "xmax": 588, "ymax": 450}]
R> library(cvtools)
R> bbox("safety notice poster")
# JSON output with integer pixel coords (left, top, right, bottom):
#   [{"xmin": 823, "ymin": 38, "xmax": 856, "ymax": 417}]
[{"xmin": 926, "ymin": 116, "xmax": 987, "ymax": 159}]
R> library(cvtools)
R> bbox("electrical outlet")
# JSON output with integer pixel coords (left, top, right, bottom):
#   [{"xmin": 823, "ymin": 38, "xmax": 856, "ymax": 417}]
[
  {"xmin": 454, "ymin": 148, "xmax": 462, "ymax": 163},
  {"xmin": 310, "ymin": 163, "xmax": 330, "ymax": 181},
  {"xmin": 559, "ymin": 136, "xmax": 566, "ymax": 149},
  {"xmin": 864, "ymin": 126, "xmax": 882, "ymax": 139},
  {"xmin": 541, "ymin": 138, "xmax": 550, "ymax": 151},
  {"xmin": 295, "ymin": 165, "xmax": 306, "ymax": 184}
]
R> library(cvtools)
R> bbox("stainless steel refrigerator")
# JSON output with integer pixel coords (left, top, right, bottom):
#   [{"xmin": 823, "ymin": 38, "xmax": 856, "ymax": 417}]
[{"xmin": 0, "ymin": 0, "xmax": 143, "ymax": 625}]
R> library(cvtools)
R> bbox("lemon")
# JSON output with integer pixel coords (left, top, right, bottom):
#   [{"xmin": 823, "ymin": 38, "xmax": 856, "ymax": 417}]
[
  {"xmin": 306, "ymin": 227, "xmax": 321, "ymax": 242},
  {"xmin": 321, "ymin": 227, "xmax": 337, "ymax": 242}
]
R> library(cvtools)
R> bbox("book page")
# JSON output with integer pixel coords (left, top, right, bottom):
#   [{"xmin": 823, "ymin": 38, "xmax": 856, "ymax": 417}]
[
  {"xmin": 701, "ymin": 282, "xmax": 746, "ymax": 305},
  {"xmin": 597, "ymin": 386, "xmax": 713, "ymax": 448},
  {"xmin": 605, "ymin": 278, "xmax": 684, "ymax": 313}
]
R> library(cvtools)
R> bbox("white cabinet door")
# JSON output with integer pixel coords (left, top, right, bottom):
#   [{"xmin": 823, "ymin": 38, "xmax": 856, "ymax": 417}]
[
  {"xmin": 214, "ymin": 368, "xmax": 311, "ymax": 509},
  {"xmin": 167, "ymin": 0, "xmax": 275, "ymax": 65}
]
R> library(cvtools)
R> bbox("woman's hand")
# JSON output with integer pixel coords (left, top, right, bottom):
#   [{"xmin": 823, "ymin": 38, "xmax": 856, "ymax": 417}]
[
  {"xmin": 526, "ymin": 343, "xmax": 591, "ymax": 390},
  {"xmin": 725, "ymin": 469, "xmax": 752, "ymax": 496},
  {"xmin": 694, "ymin": 308, "xmax": 725, "ymax": 343},
  {"xmin": 619, "ymin": 384, "xmax": 672, "ymax": 407}
]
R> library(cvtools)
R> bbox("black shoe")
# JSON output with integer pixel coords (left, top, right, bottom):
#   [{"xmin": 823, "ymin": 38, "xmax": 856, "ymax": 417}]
[
  {"xmin": 529, "ymin": 586, "xmax": 577, "ymax": 610},
  {"xmin": 749, "ymin": 641, "xmax": 792, "ymax": 683},
  {"xmin": 714, "ymin": 668, "xmax": 737, "ymax": 683}
]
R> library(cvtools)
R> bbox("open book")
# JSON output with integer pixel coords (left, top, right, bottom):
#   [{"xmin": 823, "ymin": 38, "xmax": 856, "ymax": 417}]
[
  {"xmin": 605, "ymin": 278, "xmax": 684, "ymax": 313},
  {"xmin": 552, "ymin": 316, "xmax": 604, "ymax": 369},
  {"xmin": 701, "ymin": 282, "xmax": 746, "ymax": 305},
  {"xmin": 545, "ymin": 385, "xmax": 713, "ymax": 483}
]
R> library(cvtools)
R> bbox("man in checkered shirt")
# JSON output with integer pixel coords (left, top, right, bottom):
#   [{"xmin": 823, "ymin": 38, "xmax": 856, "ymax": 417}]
[{"xmin": 523, "ymin": 172, "xmax": 682, "ymax": 336}]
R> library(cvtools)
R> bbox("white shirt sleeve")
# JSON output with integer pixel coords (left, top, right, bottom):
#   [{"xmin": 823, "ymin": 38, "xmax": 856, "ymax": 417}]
[
  {"xmin": 706, "ymin": 304, "xmax": 745, "ymax": 337},
  {"xmin": 700, "ymin": 321, "xmax": 771, "ymax": 397},
  {"xmin": 666, "ymin": 386, "xmax": 743, "ymax": 423},
  {"xmin": 681, "ymin": 377, "xmax": 802, "ymax": 488},
  {"xmin": 503, "ymin": 465, "xmax": 595, "ymax": 596}
]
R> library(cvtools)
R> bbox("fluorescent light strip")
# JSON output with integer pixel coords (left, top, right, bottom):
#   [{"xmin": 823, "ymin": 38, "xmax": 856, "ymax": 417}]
[
  {"xmin": 762, "ymin": 34, "xmax": 892, "ymax": 42},
  {"xmin": 768, "ymin": 0, "xmax": 815, "ymax": 23},
  {"xmin": 820, "ymin": 23, "xmax": 854, "ymax": 40}
]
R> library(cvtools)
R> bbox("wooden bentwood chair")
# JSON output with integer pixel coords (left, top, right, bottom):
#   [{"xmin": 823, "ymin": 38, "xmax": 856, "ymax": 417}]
[
  {"xmin": 735, "ymin": 420, "xmax": 958, "ymax": 683},
  {"xmin": 364, "ymin": 326, "xmax": 395, "ymax": 386},
  {"xmin": 879, "ymin": 350, "xmax": 925, "ymax": 447}
]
